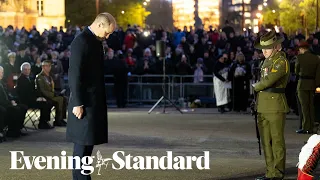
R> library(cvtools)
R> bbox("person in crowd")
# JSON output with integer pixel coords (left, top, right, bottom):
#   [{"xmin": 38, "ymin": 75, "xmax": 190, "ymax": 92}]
[
  {"xmin": 31, "ymin": 56, "xmax": 42, "ymax": 78},
  {"xmin": 228, "ymin": 53, "xmax": 251, "ymax": 112},
  {"xmin": 50, "ymin": 51, "xmax": 64, "ymax": 92},
  {"xmin": 285, "ymin": 47, "xmax": 299, "ymax": 116},
  {"xmin": 123, "ymin": 31, "xmax": 136, "ymax": 51},
  {"xmin": 0, "ymin": 66, "xmax": 28, "ymax": 138},
  {"xmin": 35, "ymin": 60, "xmax": 67, "ymax": 127},
  {"xmin": 193, "ymin": 58, "xmax": 206, "ymax": 83},
  {"xmin": 16, "ymin": 45, "xmax": 32, "ymax": 68},
  {"xmin": 295, "ymin": 41, "xmax": 320, "ymax": 134},
  {"xmin": 16, "ymin": 62, "xmax": 53, "ymax": 129},
  {"xmin": 176, "ymin": 54, "xmax": 192, "ymax": 76},
  {"xmin": 173, "ymin": 28, "xmax": 185, "ymax": 47},
  {"xmin": 213, "ymin": 54, "xmax": 230, "ymax": 113},
  {"xmin": 2, "ymin": 52, "xmax": 20, "ymax": 92},
  {"xmin": 112, "ymin": 54, "xmax": 129, "ymax": 108}
]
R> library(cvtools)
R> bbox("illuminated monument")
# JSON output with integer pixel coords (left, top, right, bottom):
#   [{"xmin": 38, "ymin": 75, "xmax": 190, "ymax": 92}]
[
  {"xmin": 172, "ymin": 0, "xmax": 220, "ymax": 29},
  {"xmin": 0, "ymin": 0, "xmax": 65, "ymax": 32}
]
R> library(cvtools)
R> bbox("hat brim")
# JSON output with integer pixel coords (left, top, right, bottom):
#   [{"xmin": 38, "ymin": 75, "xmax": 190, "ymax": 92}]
[{"xmin": 254, "ymin": 36, "xmax": 284, "ymax": 50}]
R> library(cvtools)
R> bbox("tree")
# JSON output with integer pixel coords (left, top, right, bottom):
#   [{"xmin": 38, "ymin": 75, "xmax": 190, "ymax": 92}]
[
  {"xmin": 299, "ymin": 0, "xmax": 318, "ymax": 32},
  {"xmin": 262, "ymin": 8, "xmax": 279, "ymax": 26},
  {"xmin": 105, "ymin": 1, "xmax": 150, "ymax": 28},
  {"xmin": 65, "ymin": 0, "xmax": 150, "ymax": 28},
  {"xmin": 278, "ymin": 0, "xmax": 301, "ymax": 34},
  {"xmin": 260, "ymin": 0, "xmax": 320, "ymax": 34},
  {"xmin": 65, "ymin": 0, "xmax": 97, "ymax": 26},
  {"xmin": 261, "ymin": 0, "xmax": 301, "ymax": 34}
]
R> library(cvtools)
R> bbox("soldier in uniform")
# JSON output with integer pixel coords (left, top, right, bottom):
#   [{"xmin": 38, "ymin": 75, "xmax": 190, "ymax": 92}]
[
  {"xmin": 295, "ymin": 41, "xmax": 320, "ymax": 134},
  {"xmin": 35, "ymin": 60, "xmax": 67, "ymax": 127},
  {"xmin": 253, "ymin": 31, "xmax": 290, "ymax": 180}
]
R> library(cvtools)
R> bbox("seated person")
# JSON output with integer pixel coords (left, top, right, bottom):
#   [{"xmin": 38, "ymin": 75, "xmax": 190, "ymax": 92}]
[
  {"xmin": 35, "ymin": 60, "xmax": 67, "ymax": 127},
  {"xmin": 2, "ymin": 52, "xmax": 20, "ymax": 93},
  {"xmin": 16, "ymin": 62, "xmax": 53, "ymax": 129},
  {"xmin": 0, "ymin": 66, "xmax": 28, "ymax": 137}
]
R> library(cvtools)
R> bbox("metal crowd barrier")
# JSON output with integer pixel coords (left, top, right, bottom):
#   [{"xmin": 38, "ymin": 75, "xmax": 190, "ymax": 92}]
[{"xmin": 64, "ymin": 75, "xmax": 216, "ymax": 105}]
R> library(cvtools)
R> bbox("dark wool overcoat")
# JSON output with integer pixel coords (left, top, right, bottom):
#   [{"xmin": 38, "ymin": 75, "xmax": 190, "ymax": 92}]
[{"xmin": 67, "ymin": 27, "xmax": 108, "ymax": 145}]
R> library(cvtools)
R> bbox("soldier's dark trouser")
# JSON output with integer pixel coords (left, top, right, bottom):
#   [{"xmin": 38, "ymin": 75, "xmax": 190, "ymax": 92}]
[
  {"xmin": 258, "ymin": 113, "xmax": 286, "ymax": 179},
  {"xmin": 296, "ymin": 93, "xmax": 303, "ymax": 129},
  {"xmin": 50, "ymin": 96, "xmax": 67, "ymax": 121},
  {"xmin": 297, "ymin": 90, "xmax": 315, "ymax": 132}
]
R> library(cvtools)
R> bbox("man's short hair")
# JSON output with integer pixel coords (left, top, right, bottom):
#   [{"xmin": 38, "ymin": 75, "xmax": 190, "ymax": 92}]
[
  {"xmin": 94, "ymin": 12, "xmax": 116, "ymax": 27},
  {"xmin": 51, "ymin": 51, "xmax": 59, "ymax": 57},
  {"xmin": 20, "ymin": 62, "xmax": 31, "ymax": 71},
  {"xmin": 41, "ymin": 60, "xmax": 52, "ymax": 66},
  {"xmin": 0, "ymin": 66, "xmax": 3, "ymax": 71}
]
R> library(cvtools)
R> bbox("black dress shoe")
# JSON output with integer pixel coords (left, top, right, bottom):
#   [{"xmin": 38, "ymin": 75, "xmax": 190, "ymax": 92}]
[
  {"xmin": 296, "ymin": 129, "xmax": 312, "ymax": 134},
  {"xmin": 0, "ymin": 133, "xmax": 5, "ymax": 142},
  {"xmin": 19, "ymin": 130, "xmax": 28, "ymax": 136},
  {"xmin": 38, "ymin": 122, "xmax": 54, "ymax": 129},
  {"xmin": 53, "ymin": 121, "xmax": 66, "ymax": 127},
  {"xmin": 255, "ymin": 176, "xmax": 271, "ymax": 180},
  {"xmin": 6, "ymin": 131, "xmax": 20, "ymax": 138},
  {"xmin": 61, "ymin": 119, "xmax": 67, "ymax": 125}
]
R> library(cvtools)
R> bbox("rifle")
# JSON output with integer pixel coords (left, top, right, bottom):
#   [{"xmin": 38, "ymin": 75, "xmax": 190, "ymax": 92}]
[
  {"xmin": 251, "ymin": 86, "xmax": 262, "ymax": 155},
  {"xmin": 251, "ymin": 92, "xmax": 261, "ymax": 155}
]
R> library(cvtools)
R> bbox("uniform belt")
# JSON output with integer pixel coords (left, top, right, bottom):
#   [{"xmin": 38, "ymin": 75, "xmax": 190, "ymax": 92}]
[
  {"xmin": 262, "ymin": 88, "xmax": 286, "ymax": 93},
  {"xmin": 300, "ymin": 76, "xmax": 315, "ymax": 79}
]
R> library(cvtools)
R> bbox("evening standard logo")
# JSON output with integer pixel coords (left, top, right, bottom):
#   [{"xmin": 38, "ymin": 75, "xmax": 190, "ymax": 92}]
[{"xmin": 10, "ymin": 151, "xmax": 210, "ymax": 175}]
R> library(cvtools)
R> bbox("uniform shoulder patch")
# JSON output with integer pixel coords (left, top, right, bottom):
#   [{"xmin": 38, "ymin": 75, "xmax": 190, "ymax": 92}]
[{"xmin": 272, "ymin": 57, "xmax": 288, "ymax": 73}]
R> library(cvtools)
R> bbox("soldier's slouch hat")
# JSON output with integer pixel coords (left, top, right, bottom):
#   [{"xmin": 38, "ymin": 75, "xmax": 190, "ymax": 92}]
[{"xmin": 254, "ymin": 30, "xmax": 284, "ymax": 49}]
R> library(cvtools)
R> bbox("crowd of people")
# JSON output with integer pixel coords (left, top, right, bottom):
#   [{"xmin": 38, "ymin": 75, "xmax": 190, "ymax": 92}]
[{"xmin": 0, "ymin": 21, "xmax": 320, "ymax": 140}]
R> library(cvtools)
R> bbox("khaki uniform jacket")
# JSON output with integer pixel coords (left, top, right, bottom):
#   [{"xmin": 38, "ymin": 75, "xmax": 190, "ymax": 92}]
[
  {"xmin": 295, "ymin": 51, "xmax": 320, "ymax": 90},
  {"xmin": 254, "ymin": 51, "xmax": 290, "ymax": 113},
  {"xmin": 35, "ymin": 71, "xmax": 55, "ymax": 99}
]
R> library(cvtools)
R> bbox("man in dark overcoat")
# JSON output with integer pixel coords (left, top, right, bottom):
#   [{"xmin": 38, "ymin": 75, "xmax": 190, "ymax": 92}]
[
  {"xmin": 16, "ymin": 62, "xmax": 53, "ymax": 129},
  {"xmin": 66, "ymin": 12, "xmax": 116, "ymax": 180}
]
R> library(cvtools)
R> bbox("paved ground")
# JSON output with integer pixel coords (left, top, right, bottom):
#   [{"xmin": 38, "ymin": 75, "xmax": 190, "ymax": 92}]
[{"xmin": 0, "ymin": 108, "xmax": 316, "ymax": 180}]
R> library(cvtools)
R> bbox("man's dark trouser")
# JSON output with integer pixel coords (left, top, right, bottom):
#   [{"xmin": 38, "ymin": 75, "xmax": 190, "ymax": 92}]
[
  {"xmin": 114, "ymin": 81, "xmax": 127, "ymax": 108},
  {"xmin": 28, "ymin": 101, "xmax": 53, "ymax": 123},
  {"xmin": 73, "ymin": 143, "xmax": 94, "ymax": 180},
  {"xmin": 5, "ymin": 104, "xmax": 28, "ymax": 133},
  {"xmin": 298, "ymin": 90, "xmax": 315, "ymax": 132},
  {"xmin": 0, "ymin": 106, "xmax": 6, "ymax": 132}
]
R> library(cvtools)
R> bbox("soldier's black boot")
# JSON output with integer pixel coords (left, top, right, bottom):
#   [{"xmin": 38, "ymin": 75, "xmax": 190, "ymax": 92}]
[{"xmin": 255, "ymin": 176, "xmax": 271, "ymax": 180}]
